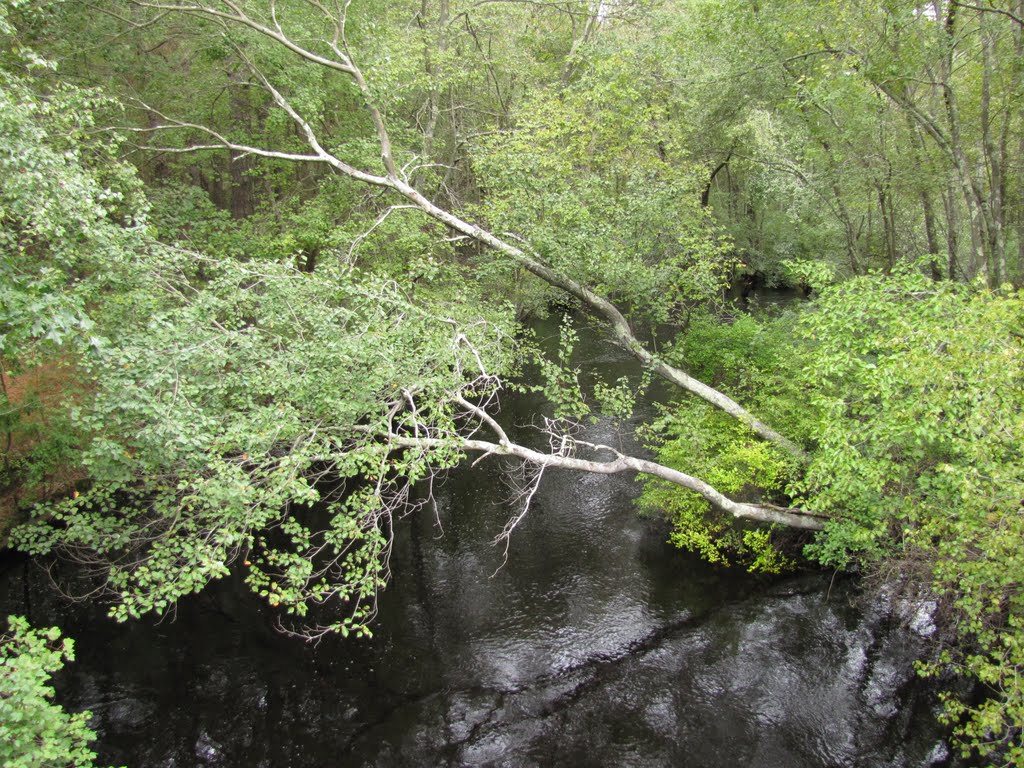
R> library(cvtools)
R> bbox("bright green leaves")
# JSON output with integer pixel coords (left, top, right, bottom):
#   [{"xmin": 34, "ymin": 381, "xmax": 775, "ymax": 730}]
[
  {"xmin": 0, "ymin": 19, "xmax": 521, "ymax": 630},
  {"xmin": 643, "ymin": 273, "xmax": 1024, "ymax": 758},
  {"xmin": 796, "ymin": 268, "xmax": 1024, "ymax": 563},
  {"xmin": 0, "ymin": 18, "xmax": 151, "ymax": 529},
  {"xmin": 0, "ymin": 615, "xmax": 117, "ymax": 768},
  {"xmin": 0, "ymin": 70, "xmax": 137, "ymax": 364},
  {"xmin": 537, "ymin": 317, "xmax": 590, "ymax": 422},
  {"xmin": 641, "ymin": 310, "xmax": 811, "ymax": 571},
  {"xmin": 793, "ymin": 268, "xmax": 1024, "ymax": 760},
  {"xmin": 640, "ymin": 399, "xmax": 796, "ymax": 572}
]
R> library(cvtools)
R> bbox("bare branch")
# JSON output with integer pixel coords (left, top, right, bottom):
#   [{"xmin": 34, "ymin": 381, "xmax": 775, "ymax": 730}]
[
  {"xmin": 131, "ymin": 1, "xmax": 358, "ymax": 74},
  {"xmin": 455, "ymin": 394, "xmax": 511, "ymax": 446},
  {"xmin": 121, "ymin": 105, "xmax": 335, "ymax": 164},
  {"xmin": 492, "ymin": 463, "xmax": 544, "ymax": 574},
  {"xmin": 374, "ymin": 431, "xmax": 825, "ymax": 531},
  {"xmin": 344, "ymin": 205, "xmax": 419, "ymax": 267}
]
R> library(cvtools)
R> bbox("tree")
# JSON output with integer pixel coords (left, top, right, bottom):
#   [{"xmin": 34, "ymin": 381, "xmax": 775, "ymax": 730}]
[
  {"xmin": 797, "ymin": 268, "xmax": 1024, "ymax": 763},
  {"xmin": 5, "ymin": 2, "xmax": 1024, "ymax": 761},
  {"xmin": 95, "ymin": 0, "xmax": 804, "ymax": 459},
  {"xmin": 1, "ymin": 1, "xmax": 822, "ymax": 646}
]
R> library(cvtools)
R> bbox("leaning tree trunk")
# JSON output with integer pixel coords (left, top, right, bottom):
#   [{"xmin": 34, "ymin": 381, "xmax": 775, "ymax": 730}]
[{"xmin": 131, "ymin": 0, "xmax": 808, "ymax": 462}]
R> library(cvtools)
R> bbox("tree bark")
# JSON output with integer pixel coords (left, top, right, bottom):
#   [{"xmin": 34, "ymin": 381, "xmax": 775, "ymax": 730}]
[
  {"xmin": 943, "ymin": 181, "xmax": 962, "ymax": 280},
  {"xmin": 979, "ymin": 11, "xmax": 1006, "ymax": 284},
  {"xmin": 380, "ymin": 433, "xmax": 825, "ymax": 530},
  {"xmin": 922, "ymin": 188, "xmax": 942, "ymax": 279},
  {"xmin": 132, "ymin": 0, "xmax": 807, "ymax": 462},
  {"xmin": 416, "ymin": 0, "xmax": 449, "ymax": 194}
]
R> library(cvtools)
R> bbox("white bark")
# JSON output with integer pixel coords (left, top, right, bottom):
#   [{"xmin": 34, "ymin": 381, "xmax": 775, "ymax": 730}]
[
  {"xmin": 129, "ymin": 1, "xmax": 806, "ymax": 461},
  {"xmin": 383, "ymin": 432, "xmax": 825, "ymax": 530}
]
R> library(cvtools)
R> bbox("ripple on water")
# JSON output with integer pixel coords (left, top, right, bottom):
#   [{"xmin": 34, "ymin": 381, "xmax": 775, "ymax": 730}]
[{"xmin": 0, "ymin": 319, "xmax": 953, "ymax": 767}]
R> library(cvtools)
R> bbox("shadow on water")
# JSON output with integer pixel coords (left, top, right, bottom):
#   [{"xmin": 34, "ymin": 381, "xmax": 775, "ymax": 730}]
[{"xmin": 0, "ymin": 316, "xmax": 954, "ymax": 767}]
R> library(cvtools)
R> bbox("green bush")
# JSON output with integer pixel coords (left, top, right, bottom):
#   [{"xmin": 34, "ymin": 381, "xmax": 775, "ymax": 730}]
[
  {"xmin": 647, "ymin": 269, "xmax": 1024, "ymax": 761},
  {"xmin": 0, "ymin": 616, "xmax": 114, "ymax": 768}
]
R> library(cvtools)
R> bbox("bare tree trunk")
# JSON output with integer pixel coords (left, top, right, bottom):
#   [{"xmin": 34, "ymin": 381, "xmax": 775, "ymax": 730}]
[
  {"xmin": 979, "ymin": 12, "xmax": 1006, "ymax": 284},
  {"xmin": 228, "ymin": 70, "xmax": 256, "ymax": 219},
  {"xmin": 416, "ymin": 0, "xmax": 448, "ymax": 193},
  {"xmin": 874, "ymin": 2, "xmax": 994, "ymax": 282},
  {"xmin": 943, "ymin": 180, "xmax": 963, "ymax": 280},
  {"xmin": 922, "ymin": 189, "xmax": 942, "ymax": 279},
  {"xmin": 561, "ymin": 1, "xmax": 604, "ymax": 83},
  {"xmin": 878, "ymin": 183, "xmax": 897, "ymax": 270},
  {"xmin": 1017, "ymin": 0, "xmax": 1024, "ymax": 284},
  {"xmin": 130, "ymin": 0, "xmax": 807, "ymax": 461},
  {"xmin": 904, "ymin": 115, "xmax": 943, "ymax": 278},
  {"xmin": 943, "ymin": 4, "xmax": 986, "ymax": 279}
]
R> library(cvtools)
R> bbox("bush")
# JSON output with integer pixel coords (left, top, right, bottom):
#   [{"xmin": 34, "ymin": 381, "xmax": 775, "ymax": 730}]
[{"xmin": 0, "ymin": 615, "xmax": 113, "ymax": 768}]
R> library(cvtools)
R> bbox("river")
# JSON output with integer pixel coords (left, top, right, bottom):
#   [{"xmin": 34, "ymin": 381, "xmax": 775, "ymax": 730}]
[{"xmin": 0, "ymin": 315, "xmax": 954, "ymax": 767}]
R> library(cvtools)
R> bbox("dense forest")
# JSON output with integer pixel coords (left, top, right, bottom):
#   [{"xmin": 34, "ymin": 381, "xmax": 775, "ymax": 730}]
[{"xmin": 1, "ymin": 0, "xmax": 1022, "ymax": 764}]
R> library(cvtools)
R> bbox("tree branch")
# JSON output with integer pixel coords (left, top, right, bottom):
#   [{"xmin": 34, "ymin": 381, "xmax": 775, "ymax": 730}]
[
  {"xmin": 127, "ymin": 0, "xmax": 807, "ymax": 461},
  {"xmin": 951, "ymin": 0, "xmax": 1024, "ymax": 28},
  {"xmin": 379, "ymin": 431, "xmax": 825, "ymax": 530},
  {"xmin": 130, "ymin": 1, "xmax": 358, "ymax": 74}
]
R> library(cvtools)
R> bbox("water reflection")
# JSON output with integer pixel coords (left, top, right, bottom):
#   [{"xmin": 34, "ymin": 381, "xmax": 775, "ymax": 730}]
[{"xmin": 0, "ymin": 318, "xmax": 952, "ymax": 767}]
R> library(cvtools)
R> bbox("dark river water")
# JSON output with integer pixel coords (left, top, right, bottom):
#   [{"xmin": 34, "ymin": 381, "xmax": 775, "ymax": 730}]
[{"xmin": 0, "ymin": 317, "xmax": 954, "ymax": 767}]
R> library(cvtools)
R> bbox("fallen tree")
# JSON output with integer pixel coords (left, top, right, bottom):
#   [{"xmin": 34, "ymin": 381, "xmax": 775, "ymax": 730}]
[{"xmin": 125, "ymin": 0, "xmax": 806, "ymax": 461}]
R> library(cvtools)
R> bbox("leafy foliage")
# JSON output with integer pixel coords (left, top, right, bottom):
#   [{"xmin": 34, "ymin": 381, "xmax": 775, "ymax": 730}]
[
  {"xmin": 0, "ymin": 615, "xmax": 114, "ymax": 768},
  {"xmin": 0, "ymin": 0, "xmax": 149, "ymax": 505},
  {"xmin": 4, "ymin": 0, "xmax": 1024, "ymax": 762},
  {"xmin": 640, "ymin": 402, "xmax": 795, "ymax": 572},
  {"xmin": 471, "ymin": 44, "xmax": 735, "ymax": 323},
  {"xmin": 646, "ymin": 270, "xmax": 1024, "ymax": 759},
  {"xmin": 1, "ymin": 5, "xmax": 520, "ymax": 637},
  {"xmin": 640, "ymin": 311, "xmax": 812, "ymax": 571},
  {"xmin": 536, "ymin": 316, "xmax": 591, "ymax": 422},
  {"xmin": 11, "ymin": 249, "xmax": 517, "ymax": 632},
  {"xmin": 796, "ymin": 268, "xmax": 1024, "ymax": 761}
]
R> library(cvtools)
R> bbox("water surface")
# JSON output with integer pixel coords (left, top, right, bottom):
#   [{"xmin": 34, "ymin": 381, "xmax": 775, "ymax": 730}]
[{"xmin": 0, "ymin": 318, "xmax": 952, "ymax": 766}]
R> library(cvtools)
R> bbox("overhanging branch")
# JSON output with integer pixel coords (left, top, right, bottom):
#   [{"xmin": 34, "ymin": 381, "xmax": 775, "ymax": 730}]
[
  {"xmin": 381, "ymin": 431, "xmax": 825, "ymax": 531},
  {"xmin": 126, "ymin": 0, "xmax": 807, "ymax": 461}
]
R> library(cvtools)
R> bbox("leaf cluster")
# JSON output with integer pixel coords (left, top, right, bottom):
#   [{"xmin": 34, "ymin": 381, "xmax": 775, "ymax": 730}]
[{"xmin": 0, "ymin": 615, "xmax": 118, "ymax": 768}]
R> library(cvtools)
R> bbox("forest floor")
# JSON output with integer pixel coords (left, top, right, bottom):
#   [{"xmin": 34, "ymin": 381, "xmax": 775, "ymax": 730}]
[{"xmin": 0, "ymin": 359, "xmax": 85, "ymax": 547}]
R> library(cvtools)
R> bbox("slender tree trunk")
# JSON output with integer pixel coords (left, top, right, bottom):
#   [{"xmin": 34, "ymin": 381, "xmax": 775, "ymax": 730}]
[
  {"xmin": 561, "ymin": 1, "xmax": 604, "ymax": 83},
  {"xmin": 878, "ymin": 183, "xmax": 898, "ymax": 270},
  {"xmin": 228, "ymin": 71, "xmax": 256, "ymax": 219},
  {"xmin": 979, "ymin": 13, "xmax": 1006, "ymax": 284},
  {"xmin": 943, "ymin": 180, "xmax": 963, "ymax": 280},
  {"xmin": 922, "ymin": 189, "xmax": 942, "ymax": 279},
  {"xmin": 903, "ymin": 114, "xmax": 943, "ymax": 278},
  {"xmin": 944, "ymin": 4, "xmax": 982, "ymax": 276},
  {"xmin": 417, "ymin": 0, "xmax": 449, "ymax": 194},
  {"xmin": 701, "ymin": 153, "xmax": 732, "ymax": 208},
  {"xmin": 1017, "ymin": 0, "xmax": 1024, "ymax": 284}
]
